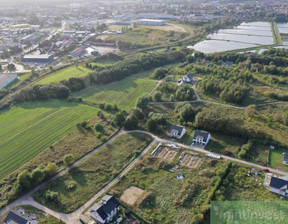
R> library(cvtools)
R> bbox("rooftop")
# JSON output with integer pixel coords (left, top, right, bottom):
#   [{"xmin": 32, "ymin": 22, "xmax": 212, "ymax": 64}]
[
  {"xmin": 270, "ymin": 176, "xmax": 288, "ymax": 189},
  {"xmin": 4, "ymin": 208, "xmax": 37, "ymax": 224},
  {"xmin": 169, "ymin": 125, "xmax": 185, "ymax": 135},
  {"xmin": 91, "ymin": 195, "xmax": 120, "ymax": 221},
  {"xmin": 0, "ymin": 74, "xmax": 18, "ymax": 89},
  {"xmin": 193, "ymin": 130, "xmax": 210, "ymax": 142},
  {"xmin": 23, "ymin": 54, "xmax": 52, "ymax": 59}
]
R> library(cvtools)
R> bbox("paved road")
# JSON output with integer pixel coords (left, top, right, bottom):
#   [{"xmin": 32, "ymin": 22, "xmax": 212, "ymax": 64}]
[{"xmin": 125, "ymin": 130, "xmax": 288, "ymax": 176}]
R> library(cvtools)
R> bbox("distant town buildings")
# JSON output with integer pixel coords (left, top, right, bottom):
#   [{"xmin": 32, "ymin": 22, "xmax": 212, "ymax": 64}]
[
  {"xmin": 0, "ymin": 74, "xmax": 18, "ymax": 89},
  {"xmin": 70, "ymin": 47, "xmax": 86, "ymax": 57},
  {"xmin": 137, "ymin": 19, "xmax": 166, "ymax": 26},
  {"xmin": 22, "ymin": 54, "xmax": 54, "ymax": 64}
]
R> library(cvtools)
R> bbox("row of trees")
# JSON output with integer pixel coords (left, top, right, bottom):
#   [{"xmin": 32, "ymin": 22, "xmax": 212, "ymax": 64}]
[
  {"xmin": 13, "ymin": 163, "xmax": 58, "ymax": 197},
  {"xmin": 0, "ymin": 83, "xmax": 70, "ymax": 110},
  {"xmin": 0, "ymin": 50, "xmax": 187, "ymax": 110}
]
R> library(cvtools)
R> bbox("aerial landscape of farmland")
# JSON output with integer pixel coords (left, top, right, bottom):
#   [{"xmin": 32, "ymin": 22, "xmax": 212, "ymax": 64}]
[{"xmin": 1, "ymin": 0, "xmax": 288, "ymax": 224}]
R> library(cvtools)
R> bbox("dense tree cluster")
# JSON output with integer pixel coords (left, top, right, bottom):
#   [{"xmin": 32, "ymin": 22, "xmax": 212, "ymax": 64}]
[
  {"xmin": 12, "ymin": 163, "xmax": 58, "ymax": 198},
  {"xmin": 195, "ymin": 109, "xmax": 267, "ymax": 140},
  {"xmin": 150, "ymin": 67, "xmax": 168, "ymax": 80},
  {"xmin": 0, "ymin": 83, "xmax": 69, "ymax": 110},
  {"xmin": 174, "ymin": 103, "xmax": 197, "ymax": 123},
  {"xmin": 158, "ymin": 83, "xmax": 196, "ymax": 101},
  {"xmin": 198, "ymin": 67, "xmax": 252, "ymax": 104}
]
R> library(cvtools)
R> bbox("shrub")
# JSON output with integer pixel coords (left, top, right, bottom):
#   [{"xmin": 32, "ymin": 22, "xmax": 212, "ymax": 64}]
[
  {"xmin": 146, "ymin": 118, "xmax": 158, "ymax": 132},
  {"xmin": 95, "ymin": 124, "xmax": 104, "ymax": 132},
  {"xmin": 114, "ymin": 112, "xmax": 125, "ymax": 126},
  {"xmin": 66, "ymin": 181, "xmax": 77, "ymax": 191},
  {"xmin": 136, "ymin": 96, "xmax": 149, "ymax": 108},
  {"xmin": 153, "ymin": 91, "xmax": 162, "ymax": 101},
  {"xmin": 45, "ymin": 190, "xmax": 60, "ymax": 203},
  {"xmin": 63, "ymin": 154, "xmax": 75, "ymax": 166}
]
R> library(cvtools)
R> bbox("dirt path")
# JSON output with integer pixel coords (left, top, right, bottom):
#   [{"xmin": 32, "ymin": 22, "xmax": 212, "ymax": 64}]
[{"xmin": 149, "ymin": 77, "xmax": 286, "ymax": 109}]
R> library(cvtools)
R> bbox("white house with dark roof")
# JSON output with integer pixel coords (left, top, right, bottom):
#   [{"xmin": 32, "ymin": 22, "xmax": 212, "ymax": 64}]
[
  {"xmin": 193, "ymin": 130, "xmax": 211, "ymax": 146},
  {"xmin": 182, "ymin": 73, "xmax": 193, "ymax": 83},
  {"xmin": 4, "ymin": 208, "xmax": 38, "ymax": 224},
  {"xmin": 269, "ymin": 176, "xmax": 288, "ymax": 197},
  {"xmin": 283, "ymin": 153, "xmax": 288, "ymax": 166},
  {"xmin": 168, "ymin": 125, "xmax": 186, "ymax": 139},
  {"xmin": 90, "ymin": 195, "xmax": 120, "ymax": 223}
]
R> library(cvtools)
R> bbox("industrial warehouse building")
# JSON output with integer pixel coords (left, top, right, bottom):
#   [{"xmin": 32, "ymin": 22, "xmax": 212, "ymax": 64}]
[
  {"xmin": 22, "ymin": 54, "xmax": 54, "ymax": 64},
  {"xmin": 70, "ymin": 47, "xmax": 86, "ymax": 57},
  {"xmin": 137, "ymin": 19, "xmax": 166, "ymax": 26},
  {"xmin": 0, "ymin": 74, "xmax": 18, "ymax": 89}
]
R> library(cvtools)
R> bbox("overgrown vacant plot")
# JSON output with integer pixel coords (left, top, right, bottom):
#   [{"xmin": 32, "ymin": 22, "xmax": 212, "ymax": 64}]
[
  {"xmin": 73, "ymin": 76, "xmax": 157, "ymax": 109},
  {"xmin": 101, "ymin": 27, "xmax": 186, "ymax": 48},
  {"xmin": 35, "ymin": 66, "xmax": 93, "ymax": 85},
  {"xmin": 0, "ymin": 100, "xmax": 99, "ymax": 180},
  {"xmin": 33, "ymin": 133, "xmax": 152, "ymax": 213},
  {"xmin": 109, "ymin": 154, "xmax": 230, "ymax": 224}
]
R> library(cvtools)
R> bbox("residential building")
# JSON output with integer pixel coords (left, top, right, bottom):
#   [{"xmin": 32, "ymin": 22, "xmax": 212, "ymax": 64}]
[
  {"xmin": 182, "ymin": 73, "xmax": 193, "ymax": 83},
  {"xmin": 168, "ymin": 125, "xmax": 186, "ymax": 139},
  {"xmin": 0, "ymin": 74, "xmax": 18, "ymax": 89},
  {"xmin": 90, "ymin": 195, "xmax": 120, "ymax": 224},
  {"xmin": 221, "ymin": 61, "xmax": 234, "ymax": 67},
  {"xmin": 193, "ymin": 130, "xmax": 211, "ymax": 146},
  {"xmin": 22, "ymin": 54, "xmax": 54, "ymax": 64},
  {"xmin": 4, "ymin": 207, "xmax": 38, "ymax": 224},
  {"xmin": 284, "ymin": 153, "xmax": 288, "ymax": 166},
  {"xmin": 137, "ymin": 19, "xmax": 166, "ymax": 26},
  {"xmin": 269, "ymin": 176, "xmax": 288, "ymax": 197}
]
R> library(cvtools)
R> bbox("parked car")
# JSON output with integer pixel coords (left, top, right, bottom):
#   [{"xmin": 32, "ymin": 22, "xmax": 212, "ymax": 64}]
[{"xmin": 262, "ymin": 168, "xmax": 270, "ymax": 172}]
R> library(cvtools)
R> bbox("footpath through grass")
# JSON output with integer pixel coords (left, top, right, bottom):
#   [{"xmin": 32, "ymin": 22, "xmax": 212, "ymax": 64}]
[
  {"xmin": 33, "ymin": 133, "xmax": 153, "ymax": 213},
  {"xmin": 35, "ymin": 65, "xmax": 93, "ymax": 85},
  {"xmin": 0, "ymin": 100, "xmax": 99, "ymax": 180}
]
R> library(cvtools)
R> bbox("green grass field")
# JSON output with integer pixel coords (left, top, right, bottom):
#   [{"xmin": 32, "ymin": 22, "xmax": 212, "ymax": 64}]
[
  {"xmin": 72, "ymin": 75, "xmax": 157, "ymax": 109},
  {"xmin": 35, "ymin": 66, "xmax": 93, "ymax": 85},
  {"xmin": 34, "ymin": 133, "xmax": 152, "ymax": 213},
  {"xmin": 0, "ymin": 100, "xmax": 99, "ymax": 180},
  {"xmin": 269, "ymin": 149, "xmax": 288, "ymax": 172}
]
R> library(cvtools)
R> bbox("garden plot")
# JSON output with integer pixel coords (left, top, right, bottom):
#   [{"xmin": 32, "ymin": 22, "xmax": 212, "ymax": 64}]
[
  {"xmin": 120, "ymin": 186, "xmax": 144, "ymax": 206},
  {"xmin": 157, "ymin": 147, "xmax": 179, "ymax": 161},
  {"xmin": 152, "ymin": 144, "xmax": 180, "ymax": 161},
  {"xmin": 179, "ymin": 151, "xmax": 202, "ymax": 168}
]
